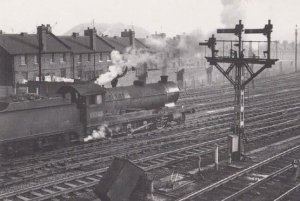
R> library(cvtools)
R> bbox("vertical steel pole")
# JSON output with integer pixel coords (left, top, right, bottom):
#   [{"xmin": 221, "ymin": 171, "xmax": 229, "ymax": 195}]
[
  {"xmin": 236, "ymin": 24, "xmax": 245, "ymax": 161},
  {"xmin": 215, "ymin": 143, "xmax": 219, "ymax": 171},
  {"xmin": 295, "ymin": 25, "xmax": 298, "ymax": 72}
]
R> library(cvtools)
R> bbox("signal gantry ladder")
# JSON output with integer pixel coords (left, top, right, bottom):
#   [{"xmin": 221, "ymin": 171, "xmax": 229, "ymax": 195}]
[{"xmin": 199, "ymin": 20, "xmax": 278, "ymax": 161}]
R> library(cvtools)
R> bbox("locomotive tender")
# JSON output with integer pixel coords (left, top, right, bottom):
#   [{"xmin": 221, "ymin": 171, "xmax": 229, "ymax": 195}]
[{"xmin": 0, "ymin": 76, "xmax": 193, "ymax": 156}]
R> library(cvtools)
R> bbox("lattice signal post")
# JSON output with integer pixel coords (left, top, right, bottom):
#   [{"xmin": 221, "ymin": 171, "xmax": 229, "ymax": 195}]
[{"xmin": 199, "ymin": 20, "xmax": 278, "ymax": 161}]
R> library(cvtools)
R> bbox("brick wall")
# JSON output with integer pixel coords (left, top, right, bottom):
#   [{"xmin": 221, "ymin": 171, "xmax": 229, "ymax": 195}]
[
  {"xmin": 74, "ymin": 52, "xmax": 112, "ymax": 80},
  {"xmin": 13, "ymin": 53, "xmax": 72, "ymax": 83},
  {"xmin": 0, "ymin": 48, "xmax": 13, "ymax": 86},
  {"xmin": 3, "ymin": 51, "xmax": 112, "ymax": 85}
]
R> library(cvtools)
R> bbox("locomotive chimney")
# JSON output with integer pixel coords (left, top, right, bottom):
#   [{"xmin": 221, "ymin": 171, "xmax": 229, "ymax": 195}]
[{"xmin": 160, "ymin": 75, "xmax": 168, "ymax": 83}]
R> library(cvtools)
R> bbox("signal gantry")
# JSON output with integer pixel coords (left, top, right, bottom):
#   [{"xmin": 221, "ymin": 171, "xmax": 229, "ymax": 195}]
[{"xmin": 199, "ymin": 20, "xmax": 278, "ymax": 161}]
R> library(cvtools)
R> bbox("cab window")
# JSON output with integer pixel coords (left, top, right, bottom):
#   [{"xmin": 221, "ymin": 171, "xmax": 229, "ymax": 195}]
[
  {"xmin": 88, "ymin": 95, "xmax": 96, "ymax": 105},
  {"xmin": 87, "ymin": 95, "xmax": 103, "ymax": 105},
  {"xmin": 96, "ymin": 95, "xmax": 102, "ymax": 104}
]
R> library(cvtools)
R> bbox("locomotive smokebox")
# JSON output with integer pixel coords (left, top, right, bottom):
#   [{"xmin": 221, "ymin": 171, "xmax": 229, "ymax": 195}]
[{"xmin": 160, "ymin": 75, "xmax": 168, "ymax": 83}]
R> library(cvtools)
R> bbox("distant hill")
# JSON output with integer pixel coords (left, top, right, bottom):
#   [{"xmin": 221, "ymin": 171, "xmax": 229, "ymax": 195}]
[{"xmin": 64, "ymin": 22, "xmax": 150, "ymax": 38}]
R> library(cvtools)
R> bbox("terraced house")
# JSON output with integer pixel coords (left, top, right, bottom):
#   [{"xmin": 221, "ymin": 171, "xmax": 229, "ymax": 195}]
[
  {"xmin": 59, "ymin": 27, "xmax": 114, "ymax": 80},
  {"xmin": 0, "ymin": 25, "xmax": 115, "ymax": 97},
  {"xmin": 0, "ymin": 25, "xmax": 72, "ymax": 96},
  {"xmin": 0, "ymin": 25, "xmax": 149, "ymax": 97}
]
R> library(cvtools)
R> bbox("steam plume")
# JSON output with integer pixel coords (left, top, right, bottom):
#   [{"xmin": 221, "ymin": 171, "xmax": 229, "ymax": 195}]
[
  {"xmin": 94, "ymin": 49, "xmax": 158, "ymax": 86},
  {"xmin": 221, "ymin": 0, "xmax": 245, "ymax": 27}
]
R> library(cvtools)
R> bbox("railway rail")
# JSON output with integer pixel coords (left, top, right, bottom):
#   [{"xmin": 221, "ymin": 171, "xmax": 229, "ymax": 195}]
[
  {"xmin": 0, "ymin": 72, "xmax": 299, "ymax": 200},
  {"xmin": 175, "ymin": 145, "xmax": 300, "ymax": 201},
  {"xmin": 1, "ymin": 91, "xmax": 300, "ymax": 189},
  {"xmin": 1, "ymin": 119, "xmax": 300, "ymax": 200}
]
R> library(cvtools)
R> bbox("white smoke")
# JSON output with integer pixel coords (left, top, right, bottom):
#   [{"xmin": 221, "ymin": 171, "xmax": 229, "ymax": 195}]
[
  {"xmin": 221, "ymin": 0, "xmax": 245, "ymax": 27},
  {"xmin": 124, "ymin": 48, "xmax": 157, "ymax": 67},
  {"xmin": 145, "ymin": 37, "xmax": 167, "ymax": 50},
  {"xmin": 94, "ymin": 50, "xmax": 125, "ymax": 85},
  {"xmin": 94, "ymin": 49, "xmax": 159, "ymax": 86},
  {"xmin": 84, "ymin": 124, "xmax": 108, "ymax": 142}
]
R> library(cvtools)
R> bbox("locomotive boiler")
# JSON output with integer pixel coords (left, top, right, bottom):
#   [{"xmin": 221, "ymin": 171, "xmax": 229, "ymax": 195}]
[{"xmin": 0, "ymin": 76, "xmax": 193, "ymax": 157}]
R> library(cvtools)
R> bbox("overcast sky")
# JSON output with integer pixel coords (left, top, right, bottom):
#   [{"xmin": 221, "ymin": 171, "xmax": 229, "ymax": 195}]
[{"xmin": 0, "ymin": 0, "xmax": 299, "ymax": 41}]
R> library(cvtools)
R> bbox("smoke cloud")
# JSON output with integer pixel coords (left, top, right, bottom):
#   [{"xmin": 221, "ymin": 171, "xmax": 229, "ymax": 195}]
[
  {"xmin": 221, "ymin": 0, "xmax": 245, "ymax": 27},
  {"xmin": 94, "ymin": 50, "xmax": 125, "ymax": 85},
  {"xmin": 94, "ymin": 49, "xmax": 159, "ymax": 86},
  {"xmin": 95, "ymin": 30, "xmax": 207, "ymax": 86}
]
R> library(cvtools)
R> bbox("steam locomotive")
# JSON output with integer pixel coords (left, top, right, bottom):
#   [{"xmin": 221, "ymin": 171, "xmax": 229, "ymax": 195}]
[{"xmin": 0, "ymin": 76, "xmax": 193, "ymax": 157}]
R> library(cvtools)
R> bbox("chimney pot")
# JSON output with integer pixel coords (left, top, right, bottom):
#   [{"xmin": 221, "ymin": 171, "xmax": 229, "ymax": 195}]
[
  {"xmin": 72, "ymin": 32, "xmax": 79, "ymax": 37},
  {"xmin": 46, "ymin": 24, "xmax": 52, "ymax": 33},
  {"xmin": 160, "ymin": 75, "xmax": 168, "ymax": 83}
]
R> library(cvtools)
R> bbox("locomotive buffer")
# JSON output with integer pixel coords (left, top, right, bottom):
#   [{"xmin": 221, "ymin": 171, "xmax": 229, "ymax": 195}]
[{"xmin": 199, "ymin": 20, "xmax": 278, "ymax": 161}]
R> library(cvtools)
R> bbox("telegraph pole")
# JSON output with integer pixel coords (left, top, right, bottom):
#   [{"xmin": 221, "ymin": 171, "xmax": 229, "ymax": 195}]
[{"xmin": 295, "ymin": 25, "xmax": 298, "ymax": 72}]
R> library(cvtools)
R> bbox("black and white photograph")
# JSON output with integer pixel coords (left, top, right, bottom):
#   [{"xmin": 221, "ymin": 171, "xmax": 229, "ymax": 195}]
[{"xmin": 0, "ymin": 0, "xmax": 299, "ymax": 200}]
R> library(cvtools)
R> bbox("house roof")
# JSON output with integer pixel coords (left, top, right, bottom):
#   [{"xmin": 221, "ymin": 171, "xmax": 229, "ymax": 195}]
[
  {"xmin": 59, "ymin": 35, "xmax": 114, "ymax": 54},
  {"xmin": 104, "ymin": 36, "xmax": 148, "ymax": 53},
  {"xmin": 0, "ymin": 33, "xmax": 71, "ymax": 55}
]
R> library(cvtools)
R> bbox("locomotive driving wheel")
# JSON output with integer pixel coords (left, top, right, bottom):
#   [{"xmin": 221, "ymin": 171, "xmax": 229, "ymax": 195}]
[{"xmin": 156, "ymin": 116, "xmax": 168, "ymax": 129}]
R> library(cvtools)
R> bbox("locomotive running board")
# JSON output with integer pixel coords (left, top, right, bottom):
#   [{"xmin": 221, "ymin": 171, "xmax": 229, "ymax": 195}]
[{"xmin": 131, "ymin": 122, "xmax": 154, "ymax": 134}]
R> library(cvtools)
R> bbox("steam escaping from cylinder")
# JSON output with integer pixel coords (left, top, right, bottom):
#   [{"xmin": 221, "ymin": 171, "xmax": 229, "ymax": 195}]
[{"xmin": 83, "ymin": 124, "xmax": 108, "ymax": 142}]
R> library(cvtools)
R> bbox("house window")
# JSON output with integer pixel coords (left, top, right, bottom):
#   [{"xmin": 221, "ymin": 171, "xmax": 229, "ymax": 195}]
[
  {"xmin": 85, "ymin": 71, "xmax": 91, "ymax": 80},
  {"xmin": 99, "ymin": 53, "xmax": 103, "ymax": 62},
  {"xmin": 60, "ymin": 69, "xmax": 66, "ymax": 77},
  {"xmin": 103, "ymin": 53, "xmax": 108, "ymax": 61},
  {"xmin": 60, "ymin": 53, "xmax": 66, "ymax": 63},
  {"xmin": 87, "ymin": 54, "xmax": 91, "ymax": 62},
  {"xmin": 77, "ymin": 70, "xmax": 83, "ymax": 79},
  {"xmin": 107, "ymin": 53, "xmax": 111, "ymax": 61},
  {"xmin": 20, "ymin": 55, "xmax": 27, "ymax": 65},
  {"xmin": 50, "ymin": 53, "xmax": 55, "ymax": 63},
  {"xmin": 34, "ymin": 55, "xmax": 38, "ymax": 64},
  {"xmin": 78, "ymin": 54, "xmax": 82, "ymax": 63},
  {"xmin": 21, "ymin": 72, "xmax": 28, "ymax": 80}
]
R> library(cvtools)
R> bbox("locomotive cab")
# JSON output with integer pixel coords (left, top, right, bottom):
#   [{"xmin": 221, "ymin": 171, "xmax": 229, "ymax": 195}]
[{"xmin": 58, "ymin": 83, "xmax": 106, "ymax": 135}]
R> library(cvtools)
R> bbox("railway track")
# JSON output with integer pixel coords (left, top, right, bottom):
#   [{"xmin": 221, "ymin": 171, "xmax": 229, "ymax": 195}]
[
  {"xmin": 3, "ymin": 81, "xmax": 299, "ymax": 167},
  {"xmin": 1, "ymin": 115, "xmax": 300, "ymax": 200},
  {"xmin": 273, "ymin": 182, "xmax": 300, "ymax": 201},
  {"xmin": 175, "ymin": 145, "xmax": 300, "ymax": 201},
  {"xmin": 1, "ymin": 124, "xmax": 300, "ymax": 201},
  {"xmin": 180, "ymin": 72, "xmax": 300, "ymax": 99},
  {"xmin": 0, "ymin": 80, "xmax": 298, "ymax": 182},
  {"xmin": 1, "ymin": 72, "xmax": 298, "ymax": 168},
  {"xmin": 1, "ymin": 91, "xmax": 299, "ymax": 189},
  {"xmin": 1, "ymin": 72, "xmax": 299, "ymax": 200}
]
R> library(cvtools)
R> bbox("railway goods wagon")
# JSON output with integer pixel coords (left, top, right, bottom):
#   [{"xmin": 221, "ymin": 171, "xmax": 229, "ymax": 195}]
[{"xmin": 0, "ymin": 96, "xmax": 81, "ymax": 156}]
